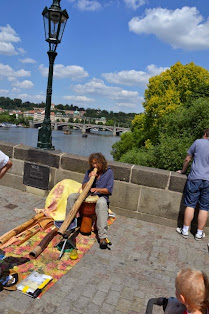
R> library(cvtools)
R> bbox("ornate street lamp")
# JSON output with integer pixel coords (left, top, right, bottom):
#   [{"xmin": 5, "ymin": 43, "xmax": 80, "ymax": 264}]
[{"xmin": 37, "ymin": 0, "xmax": 69, "ymax": 149}]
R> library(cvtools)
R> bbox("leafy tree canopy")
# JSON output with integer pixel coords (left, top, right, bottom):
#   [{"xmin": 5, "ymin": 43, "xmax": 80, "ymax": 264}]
[{"xmin": 112, "ymin": 62, "xmax": 209, "ymax": 170}]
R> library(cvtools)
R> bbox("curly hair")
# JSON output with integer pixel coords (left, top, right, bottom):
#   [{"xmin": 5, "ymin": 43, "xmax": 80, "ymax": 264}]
[
  {"xmin": 88, "ymin": 153, "xmax": 108, "ymax": 172},
  {"xmin": 176, "ymin": 268, "xmax": 209, "ymax": 313},
  {"xmin": 204, "ymin": 129, "xmax": 209, "ymax": 137}
]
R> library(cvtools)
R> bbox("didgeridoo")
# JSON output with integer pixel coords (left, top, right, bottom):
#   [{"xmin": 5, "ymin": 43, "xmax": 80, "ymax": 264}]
[
  {"xmin": 29, "ymin": 228, "xmax": 58, "ymax": 259},
  {"xmin": 0, "ymin": 213, "xmax": 45, "ymax": 245},
  {"xmin": 29, "ymin": 168, "xmax": 97, "ymax": 259},
  {"xmin": 17, "ymin": 227, "xmax": 41, "ymax": 246},
  {"xmin": 58, "ymin": 167, "xmax": 98, "ymax": 236}
]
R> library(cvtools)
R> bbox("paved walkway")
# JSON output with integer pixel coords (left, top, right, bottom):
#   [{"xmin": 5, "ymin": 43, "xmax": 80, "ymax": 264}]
[{"xmin": 0, "ymin": 185, "xmax": 208, "ymax": 314}]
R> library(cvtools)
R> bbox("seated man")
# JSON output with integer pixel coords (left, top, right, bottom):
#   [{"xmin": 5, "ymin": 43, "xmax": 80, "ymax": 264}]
[
  {"xmin": 0, "ymin": 150, "xmax": 12, "ymax": 179},
  {"xmin": 67, "ymin": 153, "xmax": 114, "ymax": 249}
]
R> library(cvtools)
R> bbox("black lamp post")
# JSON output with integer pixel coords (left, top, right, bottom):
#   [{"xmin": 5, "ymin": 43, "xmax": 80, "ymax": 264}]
[{"xmin": 37, "ymin": 0, "xmax": 69, "ymax": 149}]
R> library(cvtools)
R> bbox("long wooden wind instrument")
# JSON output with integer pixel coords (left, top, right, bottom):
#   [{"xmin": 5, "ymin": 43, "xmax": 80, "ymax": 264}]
[
  {"xmin": 28, "ymin": 168, "xmax": 97, "ymax": 259},
  {"xmin": 58, "ymin": 168, "xmax": 98, "ymax": 236},
  {"xmin": 0, "ymin": 213, "xmax": 45, "ymax": 245},
  {"xmin": 29, "ymin": 228, "xmax": 58, "ymax": 259}
]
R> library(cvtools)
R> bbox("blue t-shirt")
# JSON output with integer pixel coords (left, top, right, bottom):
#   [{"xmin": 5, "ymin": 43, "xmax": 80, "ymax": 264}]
[
  {"xmin": 187, "ymin": 139, "xmax": 209, "ymax": 181},
  {"xmin": 82, "ymin": 167, "xmax": 114, "ymax": 202}
]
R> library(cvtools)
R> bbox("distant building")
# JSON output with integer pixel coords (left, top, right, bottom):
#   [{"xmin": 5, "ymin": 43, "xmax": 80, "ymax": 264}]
[
  {"xmin": 79, "ymin": 110, "xmax": 85, "ymax": 117},
  {"xmin": 95, "ymin": 117, "xmax": 106, "ymax": 124},
  {"xmin": 65, "ymin": 110, "xmax": 75, "ymax": 115},
  {"xmin": 34, "ymin": 107, "xmax": 45, "ymax": 111},
  {"xmin": 33, "ymin": 110, "xmax": 55, "ymax": 123},
  {"xmin": 24, "ymin": 110, "xmax": 36, "ymax": 118},
  {"xmin": 9, "ymin": 110, "xmax": 23, "ymax": 119},
  {"xmin": 74, "ymin": 110, "xmax": 80, "ymax": 117}
]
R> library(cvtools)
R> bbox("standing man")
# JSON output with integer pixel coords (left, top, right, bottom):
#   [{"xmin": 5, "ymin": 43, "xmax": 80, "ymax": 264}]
[
  {"xmin": 0, "ymin": 150, "xmax": 12, "ymax": 179},
  {"xmin": 68, "ymin": 153, "xmax": 114, "ymax": 249},
  {"xmin": 176, "ymin": 129, "xmax": 209, "ymax": 240}
]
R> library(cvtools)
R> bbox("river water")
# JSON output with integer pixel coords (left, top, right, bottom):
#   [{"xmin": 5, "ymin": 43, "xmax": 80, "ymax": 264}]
[{"xmin": 0, "ymin": 127, "xmax": 120, "ymax": 161}]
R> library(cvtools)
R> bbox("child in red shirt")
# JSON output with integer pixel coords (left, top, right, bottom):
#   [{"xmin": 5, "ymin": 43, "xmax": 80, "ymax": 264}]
[{"xmin": 175, "ymin": 268, "xmax": 209, "ymax": 314}]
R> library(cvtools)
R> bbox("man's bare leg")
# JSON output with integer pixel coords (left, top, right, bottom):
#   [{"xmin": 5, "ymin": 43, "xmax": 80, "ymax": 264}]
[
  {"xmin": 0, "ymin": 160, "xmax": 12, "ymax": 179},
  {"xmin": 184, "ymin": 206, "xmax": 195, "ymax": 226},
  {"xmin": 176, "ymin": 206, "xmax": 195, "ymax": 238},
  {"xmin": 197, "ymin": 209, "xmax": 208, "ymax": 230}
]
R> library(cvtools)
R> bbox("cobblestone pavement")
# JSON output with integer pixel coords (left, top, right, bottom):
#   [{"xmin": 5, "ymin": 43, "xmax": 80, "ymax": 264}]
[{"xmin": 0, "ymin": 185, "xmax": 208, "ymax": 314}]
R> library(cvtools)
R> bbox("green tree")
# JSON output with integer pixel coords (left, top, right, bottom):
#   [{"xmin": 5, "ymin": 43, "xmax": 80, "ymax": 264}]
[
  {"xmin": 139, "ymin": 62, "xmax": 209, "ymax": 145},
  {"xmin": 118, "ymin": 97, "xmax": 209, "ymax": 170},
  {"xmin": 112, "ymin": 62, "xmax": 209, "ymax": 163},
  {"xmin": 106, "ymin": 120, "xmax": 114, "ymax": 126},
  {"xmin": 111, "ymin": 131, "xmax": 136, "ymax": 161},
  {"xmin": 56, "ymin": 104, "xmax": 64, "ymax": 110}
]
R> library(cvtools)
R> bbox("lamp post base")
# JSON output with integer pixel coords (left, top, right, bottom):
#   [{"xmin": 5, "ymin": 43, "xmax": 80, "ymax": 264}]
[{"xmin": 37, "ymin": 121, "xmax": 55, "ymax": 150}]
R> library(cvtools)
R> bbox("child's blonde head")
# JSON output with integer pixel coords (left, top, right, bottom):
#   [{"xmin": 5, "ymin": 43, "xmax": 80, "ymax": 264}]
[{"xmin": 175, "ymin": 268, "xmax": 209, "ymax": 313}]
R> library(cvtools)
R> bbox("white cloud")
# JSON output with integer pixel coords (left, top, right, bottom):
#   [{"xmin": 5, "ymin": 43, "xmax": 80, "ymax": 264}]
[
  {"xmin": 146, "ymin": 64, "xmax": 169, "ymax": 76},
  {"xmin": 63, "ymin": 95, "xmax": 94, "ymax": 103},
  {"xmin": 12, "ymin": 80, "xmax": 34, "ymax": 89},
  {"xmin": 17, "ymin": 94, "xmax": 45, "ymax": 102},
  {"xmin": 68, "ymin": 0, "xmax": 101, "ymax": 11},
  {"xmin": 0, "ymin": 25, "xmax": 20, "ymax": 43},
  {"xmin": 129, "ymin": 6, "xmax": 209, "ymax": 51},
  {"xmin": 0, "ymin": 89, "xmax": 9, "ymax": 94},
  {"xmin": 116, "ymin": 102, "xmax": 139, "ymax": 109},
  {"xmin": 72, "ymin": 78, "xmax": 116, "ymax": 96},
  {"xmin": 11, "ymin": 88, "xmax": 20, "ymax": 93},
  {"xmin": 7, "ymin": 77, "xmax": 16, "ymax": 82},
  {"xmin": 17, "ymin": 47, "xmax": 26, "ymax": 55},
  {"xmin": 0, "ymin": 64, "xmax": 31, "ymax": 78},
  {"xmin": 102, "ymin": 70, "xmax": 148, "ymax": 86},
  {"xmin": 39, "ymin": 64, "xmax": 88, "ymax": 80},
  {"xmin": 15, "ymin": 69, "xmax": 31, "ymax": 77},
  {"xmin": 72, "ymin": 78, "xmax": 142, "ymax": 108},
  {"xmin": 124, "ymin": 0, "xmax": 146, "ymax": 10},
  {"xmin": 102, "ymin": 64, "xmax": 168, "ymax": 86},
  {"xmin": 0, "ymin": 42, "xmax": 18, "ymax": 56},
  {"xmin": 19, "ymin": 58, "xmax": 36, "ymax": 64},
  {"xmin": 69, "ymin": 0, "xmax": 146, "ymax": 11},
  {"xmin": 0, "ymin": 24, "xmax": 21, "ymax": 55}
]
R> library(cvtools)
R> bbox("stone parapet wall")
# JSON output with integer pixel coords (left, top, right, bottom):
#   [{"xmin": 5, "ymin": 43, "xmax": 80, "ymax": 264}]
[{"xmin": 0, "ymin": 141, "xmax": 207, "ymax": 232}]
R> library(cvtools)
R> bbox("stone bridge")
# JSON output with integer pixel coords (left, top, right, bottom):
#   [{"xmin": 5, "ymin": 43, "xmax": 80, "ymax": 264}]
[{"xmin": 32, "ymin": 122, "xmax": 129, "ymax": 136}]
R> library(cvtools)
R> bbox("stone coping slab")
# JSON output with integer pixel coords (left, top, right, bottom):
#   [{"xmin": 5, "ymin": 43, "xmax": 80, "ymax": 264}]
[
  {"xmin": 131, "ymin": 165, "xmax": 169, "ymax": 189},
  {"xmin": 0, "ymin": 141, "xmax": 188, "ymax": 193}
]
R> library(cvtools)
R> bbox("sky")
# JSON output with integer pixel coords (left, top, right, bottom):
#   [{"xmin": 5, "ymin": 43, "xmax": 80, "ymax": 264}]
[{"xmin": 1, "ymin": 0, "xmax": 209, "ymax": 113}]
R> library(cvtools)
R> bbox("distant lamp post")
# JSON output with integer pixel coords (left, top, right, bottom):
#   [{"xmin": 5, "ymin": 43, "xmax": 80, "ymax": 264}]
[{"xmin": 37, "ymin": 0, "xmax": 69, "ymax": 149}]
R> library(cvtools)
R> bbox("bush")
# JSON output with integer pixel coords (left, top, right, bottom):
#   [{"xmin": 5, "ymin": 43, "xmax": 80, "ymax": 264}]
[{"xmin": 117, "ymin": 97, "xmax": 209, "ymax": 171}]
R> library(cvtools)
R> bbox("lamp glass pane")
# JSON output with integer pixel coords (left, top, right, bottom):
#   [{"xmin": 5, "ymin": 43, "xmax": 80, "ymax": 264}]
[
  {"xmin": 43, "ymin": 13, "xmax": 50, "ymax": 41},
  {"xmin": 49, "ymin": 11, "xmax": 61, "ymax": 42},
  {"xmin": 58, "ymin": 14, "xmax": 68, "ymax": 42},
  {"xmin": 61, "ymin": 14, "xmax": 68, "ymax": 23}
]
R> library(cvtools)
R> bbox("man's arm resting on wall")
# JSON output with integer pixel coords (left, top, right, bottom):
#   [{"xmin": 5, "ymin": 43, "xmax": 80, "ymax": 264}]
[{"xmin": 176, "ymin": 154, "xmax": 192, "ymax": 174}]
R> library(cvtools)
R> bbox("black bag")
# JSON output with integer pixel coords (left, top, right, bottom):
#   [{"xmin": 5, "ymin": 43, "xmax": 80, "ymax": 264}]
[{"xmin": 146, "ymin": 297, "xmax": 186, "ymax": 314}]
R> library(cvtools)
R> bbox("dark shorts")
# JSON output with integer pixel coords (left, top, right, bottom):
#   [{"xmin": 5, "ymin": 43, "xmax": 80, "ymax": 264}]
[{"xmin": 184, "ymin": 179, "xmax": 209, "ymax": 211}]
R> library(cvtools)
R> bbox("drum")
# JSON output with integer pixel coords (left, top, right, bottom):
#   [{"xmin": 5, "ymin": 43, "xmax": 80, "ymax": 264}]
[{"xmin": 79, "ymin": 195, "xmax": 99, "ymax": 235}]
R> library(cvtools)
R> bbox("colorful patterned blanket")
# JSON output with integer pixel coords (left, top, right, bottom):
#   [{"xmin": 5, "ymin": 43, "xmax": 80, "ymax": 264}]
[{"xmin": 0, "ymin": 217, "xmax": 115, "ymax": 298}]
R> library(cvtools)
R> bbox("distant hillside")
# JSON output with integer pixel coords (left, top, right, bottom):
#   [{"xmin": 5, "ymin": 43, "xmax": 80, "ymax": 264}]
[{"xmin": 0, "ymin": 97, "xmax": 137, "ymax": 128}]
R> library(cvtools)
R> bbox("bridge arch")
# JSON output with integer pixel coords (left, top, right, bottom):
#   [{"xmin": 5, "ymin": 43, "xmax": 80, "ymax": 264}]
[{"xmin": 33, "ymin": 122, "xmax": 129, "ymax": 135}]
